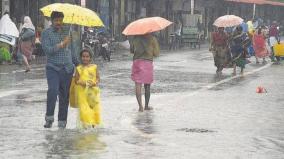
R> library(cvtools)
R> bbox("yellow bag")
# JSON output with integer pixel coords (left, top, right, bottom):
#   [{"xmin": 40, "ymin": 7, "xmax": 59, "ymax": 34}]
[
  {"xmin": 86, "ymin": 87, "xmax": 100, "ymax": 109},
  {"xmin": 69, "ymin": 77, "xmax": 78, "ymax": 108},
  {"xmin": 273, "ymin": 43, "xmax": 284, "ymax": 56}
]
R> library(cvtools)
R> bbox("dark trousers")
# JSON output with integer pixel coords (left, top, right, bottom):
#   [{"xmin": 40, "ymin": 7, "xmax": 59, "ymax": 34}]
[
  {"xmin": 45, "ymin": 67, "xmax": 73, "ymax": 122},
  {"xmin": 101, "ymin": 47, "xmax": 110, "ymax": 61}
]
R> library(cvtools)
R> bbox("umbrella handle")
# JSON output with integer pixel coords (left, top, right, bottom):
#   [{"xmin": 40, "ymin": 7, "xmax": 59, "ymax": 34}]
[
  {"xmin": 69, "ymin": 24, "xmax": 73, "ymax": 36},
  {"xmin": 66, "ymin": 14, "xmax": 74, "ymax": 53},
  {"xmin": 68, "ymin": 14, "xmax": 75, "ymax": 36},
  {"xmin": 65, "ymin": 24, "xmax": 73, "ymax": 53}
]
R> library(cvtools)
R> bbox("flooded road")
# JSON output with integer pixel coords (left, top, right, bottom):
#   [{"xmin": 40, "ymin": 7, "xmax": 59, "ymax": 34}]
[{"xmin": 0, "ymin": 48, "xmax": 284, "ymax": 159}]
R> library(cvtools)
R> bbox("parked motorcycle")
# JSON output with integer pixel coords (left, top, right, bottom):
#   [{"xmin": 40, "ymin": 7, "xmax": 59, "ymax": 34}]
[
  {"xmin": 83, "ymin": 28, "xmax": 115, "ymax": 62},
  {"xmin": 83, "ymin": 29, "xmax": 100, "ymax": 58},
  {"xmin": 98, "ymin": 34, "xmax": 112, "ymax": 62}
]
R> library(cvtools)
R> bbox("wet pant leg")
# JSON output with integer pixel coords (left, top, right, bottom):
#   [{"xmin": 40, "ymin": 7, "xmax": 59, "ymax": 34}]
[
  {"xmin": 45, "ymin": 67, "xmax": 60, "ymax": 122},
  {"xmin": 58, "ymin": 69, "xmax": 73, "ymax": 123}
]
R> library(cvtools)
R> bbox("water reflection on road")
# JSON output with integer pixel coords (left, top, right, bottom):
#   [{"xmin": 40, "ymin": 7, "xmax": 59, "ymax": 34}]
[
  {"xmin": 43, "ymin": 130, "xmax": 107, "ymax": 159},
  {"xmin": 134, "ymin": 112, "xmax": 156, "ymax": 135}
]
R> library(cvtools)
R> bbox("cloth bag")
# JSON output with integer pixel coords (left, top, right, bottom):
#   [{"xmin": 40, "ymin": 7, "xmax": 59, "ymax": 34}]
[
  {"xmin": 20, "ymin": 28, "xmax": 35, "ymax": 41},
  {"xmin": 0, "ymin": 47, "xmax": 11, "ymax": 61},
  {"xmin": 86, "ymin": 87, "xmax": 100, "ymax": 109},
  {"xmin": 273, "ymin": 43, "xmax": 284, "ymax": 56},
  {"xmin": 69, "ymin": 77, "xmax": 78, "ymax": 108}
]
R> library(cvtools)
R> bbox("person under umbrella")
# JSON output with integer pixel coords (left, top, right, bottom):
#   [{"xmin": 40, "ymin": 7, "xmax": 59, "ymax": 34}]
[
  {"xmin": 230, "ymin": 26, "xmax": 248, "ymax": 76},
  {"xmin": 123, "ymin": 17, "xmax": 171, "ymax": 112},
  {"xmin": 41, "ymin": 11, "xmax": 77, "ymax": 129},
  {"xmin": 130, "ymin": 34, "xmax": 160, "ymax": 112},
  {"xmin": 211, "ymin": 27, "xmax": 229, "ymax": 75}
]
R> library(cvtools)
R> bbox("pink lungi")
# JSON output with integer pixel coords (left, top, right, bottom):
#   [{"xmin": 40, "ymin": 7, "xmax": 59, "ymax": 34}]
[{"xmin": 131, "ymin": 59, "xmax": 153, "ymax": 84}]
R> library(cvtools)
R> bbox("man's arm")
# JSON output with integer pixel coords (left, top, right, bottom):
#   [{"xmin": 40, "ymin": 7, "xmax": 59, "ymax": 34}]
[
  {"xmin": 129, "ymin": 37, "xmax": 134, "ymax": 54},
  {"xmin": 152, "ymin": 36, "xmax": 160, "ymax": 57},
  {"xmin": 211, "ymin": 32, "xmax": 215, "ymax": 47}
]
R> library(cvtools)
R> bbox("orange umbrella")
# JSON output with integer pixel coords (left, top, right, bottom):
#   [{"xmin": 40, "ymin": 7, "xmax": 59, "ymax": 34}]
[
  {"xmin": 213, "ymin": 15, "xmax": 243, "ymax": 28},
  {"xmin": 225, "ymin": 0, "xmax": 266, "ymax": 5},
  {"xmin": 122, "ymin": 17, "xmax": 172, "ymax": 35}
]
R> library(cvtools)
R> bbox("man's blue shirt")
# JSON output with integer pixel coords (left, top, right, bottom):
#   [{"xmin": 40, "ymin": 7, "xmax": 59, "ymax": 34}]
[{"xmin": 41, "ymin": 26, "xmax": 78, "ymax": 73}]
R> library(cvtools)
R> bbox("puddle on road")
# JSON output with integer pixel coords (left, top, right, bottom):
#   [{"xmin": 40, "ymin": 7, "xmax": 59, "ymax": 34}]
[
  {"xmin": 132, "ymin": 112, "xmax": 156, "ymax": 135},
  {"xmin": 209, "ymin": 73, "xmax": 260, "ymax": 91},
  {"xmin": 177, "ymin": 128, "xmax": 216, "ymax": 133},
  {"xmin": 15, "ymin": 94, "xmax": 30, "ymax": 99},
  {"xmin": 0, "ymin": 67, "xmax": 45, "ymax": 89}
]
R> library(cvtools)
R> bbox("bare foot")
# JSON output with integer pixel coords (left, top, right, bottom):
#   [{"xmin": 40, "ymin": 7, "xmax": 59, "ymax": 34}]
[
  {"xmin": 25, "ymin": 66, "xmax": 31, "ymax": 73},
  {"xmin": 216, "ymin": 71, "xmax": 222, "ymax": 77},
  {"xmin": 273, "ymin": 61, "xmax": 280, "ymax": 65},
  {"xmin": 138, "ymin": 107, "xmax": 144, "ymax": 112},
  {"xmin": 144, "ymin": 106, "xmax": 153, "ymax": 111}
]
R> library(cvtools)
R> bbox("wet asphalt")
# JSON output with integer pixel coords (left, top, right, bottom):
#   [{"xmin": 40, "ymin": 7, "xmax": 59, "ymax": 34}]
[{"xmin": 0, "ymin": 46, "xmax": 284, "ymax": 159}]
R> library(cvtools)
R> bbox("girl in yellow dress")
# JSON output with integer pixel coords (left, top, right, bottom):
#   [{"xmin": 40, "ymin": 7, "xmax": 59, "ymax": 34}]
[{"xmin": 74, "ymin": 49, "xmax": 101, "ymax": 128}]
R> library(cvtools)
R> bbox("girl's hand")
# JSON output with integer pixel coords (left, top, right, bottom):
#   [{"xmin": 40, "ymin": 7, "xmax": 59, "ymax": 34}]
[
  {"xmin": 75, "ymin": 80, "xmax": 86, "ymax": 87},
  {"xmin": 91, "ymin": 83, "xmax": 97, "ymax": 87},
  {"xmin": 79, "ymin": 81, "xmax": 86, "ymax": 87},
  {"xmin": 86, "ymin": 80, "xmax": 96, "ymax": 87}
]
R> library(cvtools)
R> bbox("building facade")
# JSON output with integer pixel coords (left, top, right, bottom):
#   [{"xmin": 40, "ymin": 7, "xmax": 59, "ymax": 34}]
[{"xmin": 2, "ymin": 0, "xmax": 284, "ymax": 44}]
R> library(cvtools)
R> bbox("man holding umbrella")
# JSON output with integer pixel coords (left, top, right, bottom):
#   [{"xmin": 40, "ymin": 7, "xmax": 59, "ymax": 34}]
[
  {"xmin": 40, "ymin": 3, "xmax": 104, "ymax": 128},
  {"xmin": 41, "ymin": 11, "xmax": 78, "ymax": 128}
]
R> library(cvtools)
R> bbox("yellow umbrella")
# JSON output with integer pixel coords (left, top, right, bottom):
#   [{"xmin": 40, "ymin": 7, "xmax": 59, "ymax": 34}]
[{"xmin": 40, "ymin": 3, "xmax": 104, "ymax": 27}]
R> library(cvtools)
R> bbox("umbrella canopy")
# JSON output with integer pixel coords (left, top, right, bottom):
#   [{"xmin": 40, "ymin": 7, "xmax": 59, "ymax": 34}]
[
  {"xmin": 40, "ymin": 3, "xmax": 104, "ymax": 27},
  {"xmin": 122, "ymin": 17, "xmax": 172, "ymax": 35},
  {"xmin": 265, "ymin": 1, "xmax": 284, "ymax": 6},
  {"xmin": 213, "ymin": 15, "xmax": 244, "ymax": 28},
  {"xmin": 225, "ymin": 0, "xmax": 266, "ymax": 5}
]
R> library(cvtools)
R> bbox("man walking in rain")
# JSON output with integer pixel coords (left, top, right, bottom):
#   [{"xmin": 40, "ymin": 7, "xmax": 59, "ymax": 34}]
[{"xmin": 41, "ymin": 11, "xmax": 78, "ymax": 128}]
